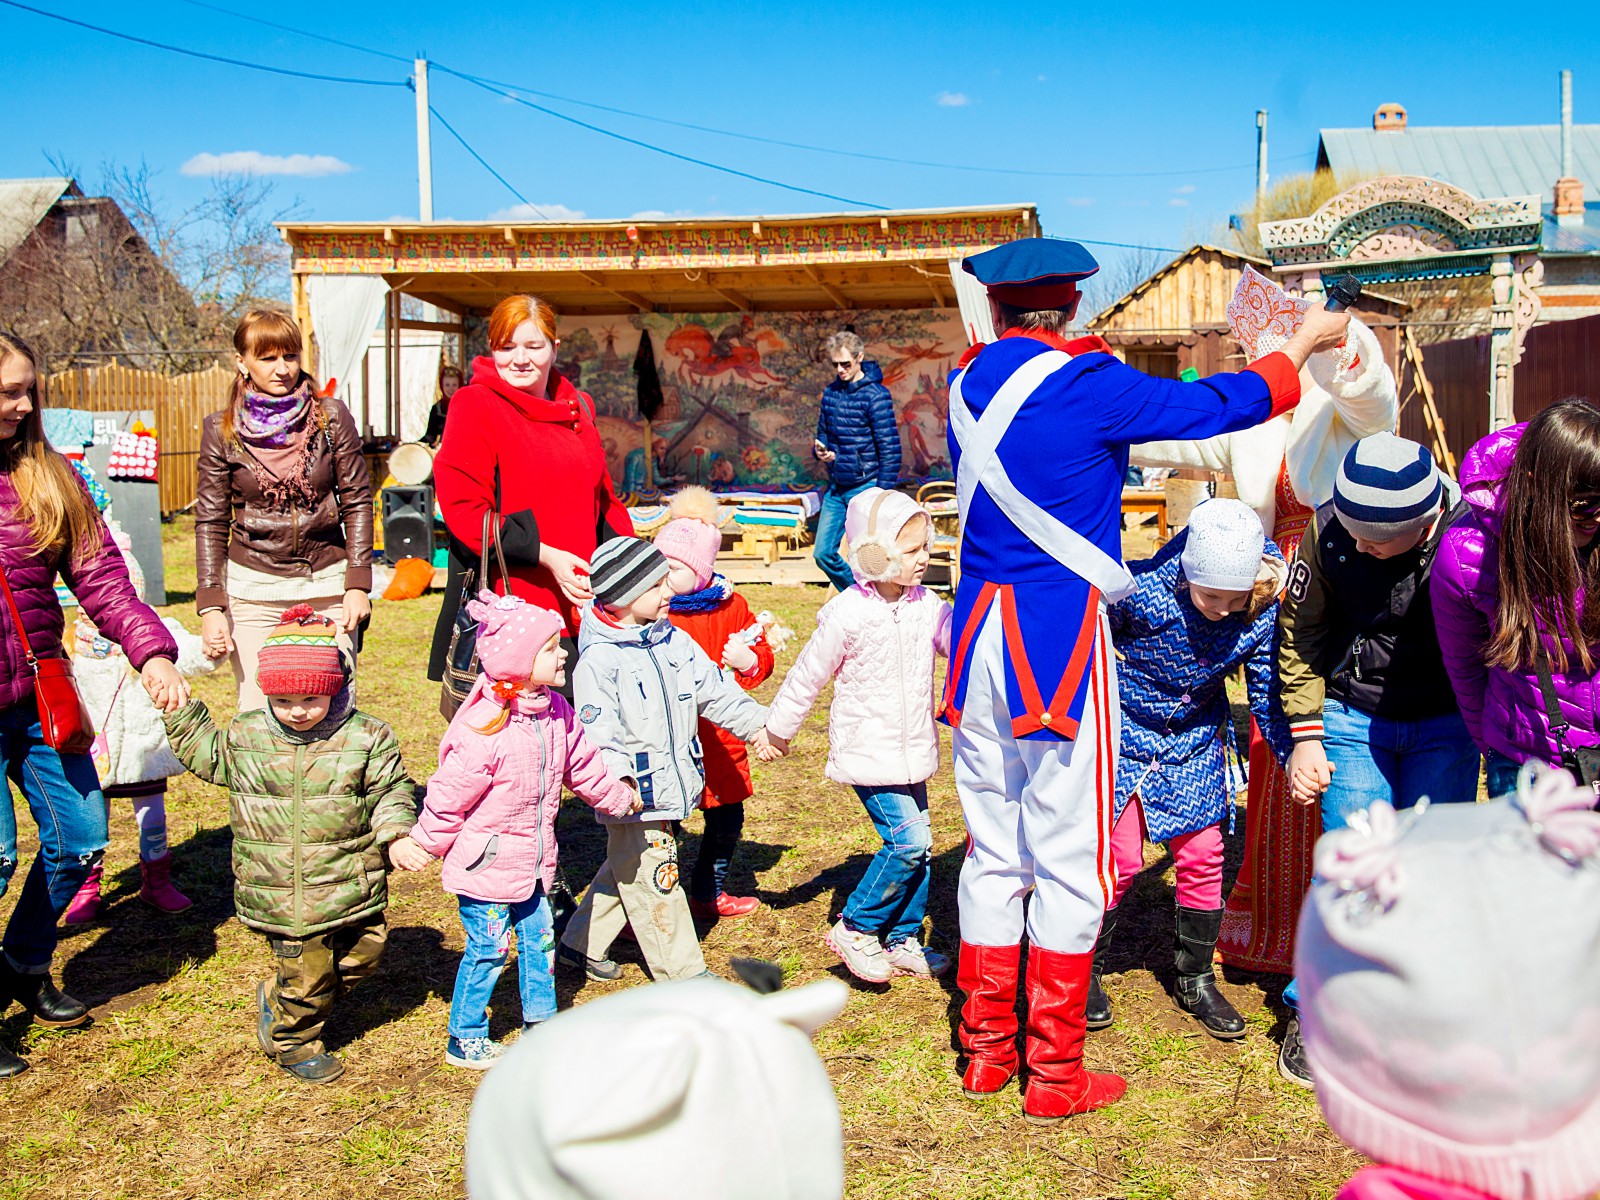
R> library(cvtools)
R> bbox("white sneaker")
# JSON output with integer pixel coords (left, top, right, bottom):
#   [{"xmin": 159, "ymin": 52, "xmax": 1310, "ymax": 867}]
[
  {"xmin": 825, "ymin": 919, "xmax": 892, "ymax": 983},
  {"xmin": 885, "ymin": 940, "xmax": 950, "ymax": 978}
]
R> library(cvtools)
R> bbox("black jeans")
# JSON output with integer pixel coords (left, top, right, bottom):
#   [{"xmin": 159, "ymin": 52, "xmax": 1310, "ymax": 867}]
[{"xmin": 691, "ymin": 804, "xmax": 745, "ymax": 902}]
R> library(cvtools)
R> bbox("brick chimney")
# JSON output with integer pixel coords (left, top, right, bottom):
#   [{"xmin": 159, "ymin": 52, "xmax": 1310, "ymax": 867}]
[
  {"xmin": 1555, "ymin": 70, "xmax": 1585, "ymax": 226},
  {"xmin": 1373, "ymin": 102, "xmax": 1408, "ymax": 132}
]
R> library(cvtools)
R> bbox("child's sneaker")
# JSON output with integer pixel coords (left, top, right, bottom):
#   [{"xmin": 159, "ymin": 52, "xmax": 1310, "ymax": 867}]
[
  {"xmin": 556, "ymin": 942, "xmax": 624, "ymax": 981},
  {"xmin": 885, "ymin": 939, "xmax": 950, "ymax": 978},
  {"xmin": 825, "ymin": 919, "xmax": 892, "ymax": 983},
  {"xmin": 689, "ymin": 893, "xmax": 762, "ymax": 920},
  {"xmin": 446, "ymin": 1035, "xmax": 507, "ymax": 1070}
]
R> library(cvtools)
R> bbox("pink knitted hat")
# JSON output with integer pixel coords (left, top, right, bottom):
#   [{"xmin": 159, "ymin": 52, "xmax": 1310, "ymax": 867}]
[
  {"xmin": 466, "ymin": 590, "xmax": 565, "ymax": 682},
  {"xmin": 654, "ymin": 486, "xmax": 722, "ymax": 590},
  {"xmin": 1296, "ymin": 765, "xmax": 1600, "ymax": 1200}
]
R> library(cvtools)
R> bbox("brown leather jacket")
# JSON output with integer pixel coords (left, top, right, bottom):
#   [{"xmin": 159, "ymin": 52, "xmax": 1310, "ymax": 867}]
[{"xmin": 194, "ymin": 399, "xmax": 374, "ymax": 613}]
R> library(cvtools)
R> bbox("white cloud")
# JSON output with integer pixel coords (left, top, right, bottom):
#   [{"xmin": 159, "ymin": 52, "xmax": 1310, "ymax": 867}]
[
  {"xmin": 1169, "ymin": 197, "xmax": 1190, "ymax": 207},
  {"xmin": 181, "ymin": 150, "xmax": 352, "ymax": 178},
  {"xmin": 1065, "ymin": 197, "xmax": 1095, "ymax": 207},
  {"xmin": 1172, "ymin": 184, "xmax": 1198, "ymax": 195},
  {"xmin": 488, "ymin": 203, "xmax": 586, "ymax": 221},
  {"xmin": 1036, "ymin": 74, "xmax": 1048, "ymax": 82},
  {"xmin": 627, "ymin": 208, "xmax": 730, "ymax": 220},
  {"xmin": 936, "ymin": 91, "xmax": 971, "ymax": 107}
]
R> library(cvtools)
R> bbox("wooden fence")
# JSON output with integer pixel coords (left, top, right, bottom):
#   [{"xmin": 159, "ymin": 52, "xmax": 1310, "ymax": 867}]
[
  {"xmin": 1416, "ymin": 313, "xmax": 1600, "ymax": 467},
  {"xmin": 46, "ymin": 362, "xmax": 232, "ymax": 515}
]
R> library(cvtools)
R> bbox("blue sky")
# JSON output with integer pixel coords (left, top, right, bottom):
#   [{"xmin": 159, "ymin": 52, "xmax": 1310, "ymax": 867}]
[{"xmin": 7, "ymin": 0, "xmax": 1599, "ymax": 288}]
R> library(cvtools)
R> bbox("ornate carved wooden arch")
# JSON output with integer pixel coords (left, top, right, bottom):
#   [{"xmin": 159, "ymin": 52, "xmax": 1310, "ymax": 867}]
[{"xmin": 1259, "ymin": 175, "xmax": 1547, "ymax": 430}]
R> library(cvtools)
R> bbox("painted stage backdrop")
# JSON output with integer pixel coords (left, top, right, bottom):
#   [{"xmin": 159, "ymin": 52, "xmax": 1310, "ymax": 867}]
[{"xmin": 549, "ymin": 309, "xmax": 963, "ymax": 493}]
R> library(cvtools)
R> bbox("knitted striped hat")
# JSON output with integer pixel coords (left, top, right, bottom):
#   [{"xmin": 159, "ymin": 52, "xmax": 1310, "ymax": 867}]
[
  {"xmin": 589, "ymin": 537, "xmax": 671, "ymax": 608},
  {"xmin": 1333, "ymin": 433, "xmax": 1444, "ymax": 542},
  {"xmin": 256, "ymin": 604, "xmax": 347, "ymax": 696}
]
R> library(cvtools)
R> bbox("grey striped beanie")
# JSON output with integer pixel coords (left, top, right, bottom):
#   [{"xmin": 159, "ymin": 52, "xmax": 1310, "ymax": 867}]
[
  {"xmin": 589, "ymin": 537, "xmax": 671, "ymax": 607},
  {"xmin": 1333, "ymin": 433, "xmax": 1444, "ymax": 542}
]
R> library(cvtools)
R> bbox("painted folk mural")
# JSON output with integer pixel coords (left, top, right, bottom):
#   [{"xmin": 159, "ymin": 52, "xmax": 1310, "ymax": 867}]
[{"xmin": 550, "ymin": 309, "xmax": 964, "ymax": 493}]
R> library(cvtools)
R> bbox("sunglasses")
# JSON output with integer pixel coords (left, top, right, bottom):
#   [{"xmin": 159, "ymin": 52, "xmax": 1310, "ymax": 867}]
[
  {"xmin": 830, "ymin": 360, "xmax": 856, "ymax": 369},
  {"xmin": 1569, "ymin": 496, "xmax": 1600, "ymax": 524}
]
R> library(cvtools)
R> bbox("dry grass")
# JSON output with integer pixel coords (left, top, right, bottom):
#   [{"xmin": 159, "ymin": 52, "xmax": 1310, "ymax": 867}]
[{"xmin": 0, "ymin": 519, "xmax": 1358, "ymax": 1199}]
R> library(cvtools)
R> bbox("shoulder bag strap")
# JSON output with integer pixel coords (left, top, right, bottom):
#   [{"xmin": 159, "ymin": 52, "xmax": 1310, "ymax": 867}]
[
  {"xmin": 320, "ymin": 400, "xmax": 346, "ymax": 515},
  {"xmin": 0, "ymin": 564, "xmax": 40, "ymax": 674},
  {"xmin": 1533, "ymin": 643, "xmax": 1574, "ymax": 749}
]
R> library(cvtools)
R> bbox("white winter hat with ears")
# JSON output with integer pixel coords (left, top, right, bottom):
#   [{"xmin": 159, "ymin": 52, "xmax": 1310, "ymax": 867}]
[
  {"xmin": 465, "ymin": 975, "xmax": 850, "ymax": 1200},
  {"xmin": 843, "ymin": 487, "xmax": 929, "ymax": 584},
  {"xmin": 1180, "ymin": 498, "xmax": 1267, "ymax": 592}
]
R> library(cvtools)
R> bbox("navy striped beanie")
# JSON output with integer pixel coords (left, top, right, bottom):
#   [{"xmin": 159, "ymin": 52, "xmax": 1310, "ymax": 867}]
[
  {"xmin": 1333, "ymin": 433, "xmax": 1444, "ymax": 542},
  {"xmin": 589, "ymin": 537, "xmax": 671, "ymax": 607}
]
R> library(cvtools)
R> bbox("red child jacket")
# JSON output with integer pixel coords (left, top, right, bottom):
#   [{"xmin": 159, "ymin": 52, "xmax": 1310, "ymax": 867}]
[{"xmin": 667, "ymin": 589, "xmax": 774, "ymax": 806}]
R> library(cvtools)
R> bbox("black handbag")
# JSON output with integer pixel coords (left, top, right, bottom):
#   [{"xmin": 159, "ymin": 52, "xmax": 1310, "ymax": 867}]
[
  {"xmin": 1532, "ymin": 646, "xmax": 1600, "ymax": 801},
  {"xmin": 438, "ymin": 509, "xmax": 511, "ymax": 720}
]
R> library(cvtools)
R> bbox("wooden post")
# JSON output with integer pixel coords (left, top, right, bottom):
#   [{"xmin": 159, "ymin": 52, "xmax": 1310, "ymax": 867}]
[
  {"xmin": 292, "ymin": 272, "xmax": 315, "ymax": 376},
  {"xmin": 643, "ymin": 419, "xmax": 654, "ymax": 491}
]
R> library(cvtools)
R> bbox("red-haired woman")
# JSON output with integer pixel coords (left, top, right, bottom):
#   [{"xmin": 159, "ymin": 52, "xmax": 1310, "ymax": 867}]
[
  {"xmin": 0, "ymin": 331, "xmax": 186, "ymax": 1078},
  {"xmin": 194, "ymin": 311, "xmax": 374, "ymax": 712},
  {"xmin": 429, "ymin": 295, "xmax": 632, "ymax": 690}
]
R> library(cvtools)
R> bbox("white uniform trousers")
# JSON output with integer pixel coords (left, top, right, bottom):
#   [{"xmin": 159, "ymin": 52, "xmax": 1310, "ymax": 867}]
[{"xmin": 953, "ymin": 604, "xmax": 1119, "ymax": 954}]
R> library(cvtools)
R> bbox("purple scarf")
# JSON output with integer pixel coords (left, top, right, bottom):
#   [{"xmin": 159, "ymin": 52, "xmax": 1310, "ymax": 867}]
[{"xmin": 237, "ymin": 381, "xmax": 314, "ymax": 448}]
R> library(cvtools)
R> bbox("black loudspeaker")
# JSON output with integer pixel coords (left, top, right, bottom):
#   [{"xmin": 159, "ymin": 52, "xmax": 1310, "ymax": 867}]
[{"xmin": 382, "ymin": 485, "xmax": 435, "ymax": 564}]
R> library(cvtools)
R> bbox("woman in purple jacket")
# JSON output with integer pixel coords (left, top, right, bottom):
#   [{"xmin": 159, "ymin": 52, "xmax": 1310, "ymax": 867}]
[
  {"xmin": 1433, "ymin": 399, "xmax": 1600, "ymax": 798},
  {"xmin": 0, "ymin": 333, "xmax": 186, "ymax": 1078}
]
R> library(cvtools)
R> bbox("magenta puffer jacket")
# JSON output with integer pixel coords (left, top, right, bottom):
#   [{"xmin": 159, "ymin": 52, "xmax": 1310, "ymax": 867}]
[
  {"xmin": 413, "ymin": 682, "xmax": 636, "ymax": 902},
  {"xmin": 1432, "ymin": 423, "xmax": 1600, "ymax": 766},
  {"xmin": 0, "ymin": 472, "xmax": 176, "ymax": 714}
]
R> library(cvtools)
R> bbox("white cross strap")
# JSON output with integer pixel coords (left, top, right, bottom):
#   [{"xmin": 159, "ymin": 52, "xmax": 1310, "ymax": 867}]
[{"xmin": 950, "ymin": 349, "xmax": 1136, "ymax": 602}]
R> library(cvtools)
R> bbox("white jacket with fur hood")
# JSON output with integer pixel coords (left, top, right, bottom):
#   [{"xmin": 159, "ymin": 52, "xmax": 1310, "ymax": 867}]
[{"xmin": 766, "ymin": 581, "xmax": 952, "ymax": 788}]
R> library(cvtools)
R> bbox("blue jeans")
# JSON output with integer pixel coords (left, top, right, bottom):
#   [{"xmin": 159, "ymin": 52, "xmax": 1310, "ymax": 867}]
[
  {"xmin": 813, "ymin": 481, "xmax": 875, "ymax": 591},
  {"xmin": 449, "ymin": 888, "xmax": 557, "ymax": 1037},
  {"xmin": 1485, "ymin": 750, "xmax": 1521, "ymax": 798},
  {"xmin": 842, "ymin": 783, "xmax": 931, "ymax": 946},
  {"xmin": 0, "ymin": 702, "xmax": 109, "ymax": 970},
  {"xmin": 1284, "ymin": 700, "xmax": 1479, "ymax": 1011}
]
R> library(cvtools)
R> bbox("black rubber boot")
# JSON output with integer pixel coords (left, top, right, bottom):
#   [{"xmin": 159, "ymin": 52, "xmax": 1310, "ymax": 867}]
[
  {"xmin": 1173, "ymin": 905, "xmax": 1245, "ymax": 1040},
  {"xmin": 1, "ymin": 961, "xmax": 89, "ymax": 1029},
  {"xmin": 0, "ymin": 1044, "xmax": 27, "ymax": 1078},
  {"xmin": 1085, "ymin": 909, "xmax": 1116, "ymax": 1031}
]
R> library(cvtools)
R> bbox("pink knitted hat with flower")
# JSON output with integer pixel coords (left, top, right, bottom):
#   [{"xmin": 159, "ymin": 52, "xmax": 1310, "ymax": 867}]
[
  {"xmin": 653, "ymin": 486, "xmax": 722, "ymax": 590},
  {"xmin": 465, "ymin": 590, "xmax": 565, "ymax": 682},
  {"xmin": 1296, "ymin": 764, "xmax": 1600, "ymax": 1200}
]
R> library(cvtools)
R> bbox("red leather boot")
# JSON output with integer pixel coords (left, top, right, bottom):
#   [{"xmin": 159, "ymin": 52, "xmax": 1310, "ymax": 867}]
[
  {"xmin": 957, "ymin": 941, "xmax": 1022, "ymax": 1097},
  {"xmin": 1022, "ymin": 946, "xmax": 1128, "ymax": 1124}
]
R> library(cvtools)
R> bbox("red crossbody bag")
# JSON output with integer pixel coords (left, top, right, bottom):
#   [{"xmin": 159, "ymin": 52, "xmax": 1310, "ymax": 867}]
[{"xmin": 0, "ymin": 564, "xmax": 96, "ymax": 755}]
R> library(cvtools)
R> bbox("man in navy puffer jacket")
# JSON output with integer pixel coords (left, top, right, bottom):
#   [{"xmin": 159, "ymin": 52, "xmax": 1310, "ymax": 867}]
[{"xmin": 812, "ymin": 331, "xmax": 902, "ymax": 590}]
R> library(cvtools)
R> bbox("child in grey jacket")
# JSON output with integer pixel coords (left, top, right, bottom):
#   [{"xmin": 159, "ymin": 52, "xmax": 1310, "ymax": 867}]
[{"xmin": 558, "ymin": 538, "xmax": 774, "ymax": 984}]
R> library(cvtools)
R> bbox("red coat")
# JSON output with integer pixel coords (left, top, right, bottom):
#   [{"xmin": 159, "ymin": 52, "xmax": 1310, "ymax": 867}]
[
  {"xmin": 434, "ymin": 357, "xmax": 632, "ymax": 636},
  {"xmin": 667, "ymin": 590, "xmax": 774, "ymax": 806}
]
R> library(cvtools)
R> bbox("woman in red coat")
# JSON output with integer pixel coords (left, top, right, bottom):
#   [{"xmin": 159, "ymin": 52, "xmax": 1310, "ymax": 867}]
[
  {"xmin": 429, "ymin": 295, "xmax": 633, "ymax": 690},
  {"xmin": 654, "ymin": 487, "xmax": 774, "ymax": 919}
]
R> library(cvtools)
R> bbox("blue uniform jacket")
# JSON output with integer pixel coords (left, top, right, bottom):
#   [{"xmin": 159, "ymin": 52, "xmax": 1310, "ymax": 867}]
[
  {"xmin": 814, "ymin": 361, "xmax": 901, "ymax": 490},
  {"xmin": 940, "ymin": 330, "xmax": 1299, "ymax": 741},
  {"xmin": 1108, "ymin": 532, "xmax": 1293, "ymax": 841}
]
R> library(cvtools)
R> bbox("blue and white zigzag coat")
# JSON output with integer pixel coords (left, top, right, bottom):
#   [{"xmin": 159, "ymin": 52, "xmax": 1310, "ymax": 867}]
[{"xmin": 1108, "ymin": 530, "xmax": 1293, "ymax": 842}]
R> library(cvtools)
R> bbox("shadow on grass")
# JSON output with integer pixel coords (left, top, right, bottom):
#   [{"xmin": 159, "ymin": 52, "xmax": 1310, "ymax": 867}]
[
  {"xmin": 323, "ymin": 924, "xmax": 456, "ymax": 1052},
  {"xmin": 57, "ymin": 823, "xmax": 236, "ymax": 1011}
]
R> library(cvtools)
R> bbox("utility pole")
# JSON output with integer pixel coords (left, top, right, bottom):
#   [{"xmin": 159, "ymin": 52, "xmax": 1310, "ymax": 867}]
[
  {"xmin": 414, "ymin": 56, "xmax": 433, "ymax": 222},
  {"xmin": 1255, "ymin": 110, "xmax": 1269, "ymax": 206}
]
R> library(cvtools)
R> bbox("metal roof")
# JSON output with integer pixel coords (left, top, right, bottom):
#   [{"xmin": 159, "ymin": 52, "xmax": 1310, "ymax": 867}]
[
  {"xmin": 1542, "ymin": 203, "xmax": 1600, "ymax": 255},
  {"xmin": 1317, "ymin": 126, "xmax": 1599, "ymax": 201},
  {"xmin": 0, "ymin": 177, "xmax": 76, "ymax": 263}
]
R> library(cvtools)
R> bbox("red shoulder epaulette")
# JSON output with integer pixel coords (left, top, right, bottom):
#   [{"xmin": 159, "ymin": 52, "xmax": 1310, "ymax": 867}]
[{"xmin": 956, "ymin": 342, "xmax": 986, "ymax": 369}]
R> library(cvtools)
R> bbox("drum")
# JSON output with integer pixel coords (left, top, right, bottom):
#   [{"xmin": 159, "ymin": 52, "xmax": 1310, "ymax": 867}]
[{"xmin": 388, "ymin": 441, "xmax": 435, "ymax": 486}]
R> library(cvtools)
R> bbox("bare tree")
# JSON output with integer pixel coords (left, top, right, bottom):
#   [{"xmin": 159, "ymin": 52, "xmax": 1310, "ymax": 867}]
[
  {"xmin": 1080, "ymin": 244, "xmax": 1174, "ymax": 322},
  {"xmin": 0, "ymin": 158, "xmax": 296, "ymax": 370}
]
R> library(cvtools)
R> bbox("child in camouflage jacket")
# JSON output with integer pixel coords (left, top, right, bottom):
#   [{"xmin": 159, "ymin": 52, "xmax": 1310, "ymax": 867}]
[{"xmin": 164, "ymin": 605, "xmax": 423, "ymax": 1084}]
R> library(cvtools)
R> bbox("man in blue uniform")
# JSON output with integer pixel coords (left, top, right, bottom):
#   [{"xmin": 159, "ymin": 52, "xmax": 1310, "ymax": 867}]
[{"xmin": 945, "ymin": 238, "xmax": 1351, "ymax": 1124}]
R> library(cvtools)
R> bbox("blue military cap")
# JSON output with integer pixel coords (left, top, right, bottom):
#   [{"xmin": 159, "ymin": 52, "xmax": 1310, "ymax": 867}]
[{"xmin": 962, "ymin": 237, "xmax": 1099, "ymax": 308}]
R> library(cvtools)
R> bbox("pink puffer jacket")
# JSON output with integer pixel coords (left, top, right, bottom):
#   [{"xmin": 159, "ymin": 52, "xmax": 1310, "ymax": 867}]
[
  {"xmin": 1432, "ymin": 423, "xmax": 1600, "ymax": 765},
  {"xmin": 0, "ymin": 471, "xmax": 175, "ymax": 713},
  {"xmin": 766, "ymin": 583, "xmax": 952, "ymax": 787},
  {"xmin": 414, "ymin": 683, "xmax": 636, "ymax": 902}
]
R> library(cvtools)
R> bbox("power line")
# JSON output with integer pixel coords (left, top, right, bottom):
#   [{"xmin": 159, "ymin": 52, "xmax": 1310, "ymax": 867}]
[
  {"xmin": 428, "ymin": 103, "xmax": 552, "ymax": 218},
  {"xmin": 168, "ymin": 0, "xmax": 412, "ymax": 63},
  {"xmin": 0, "ymin": 0, "xmax": 406, "ymax": 86},
  {"xmin": 435, "ymin": 65, "xmax": 888, "ymax": 211}
]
